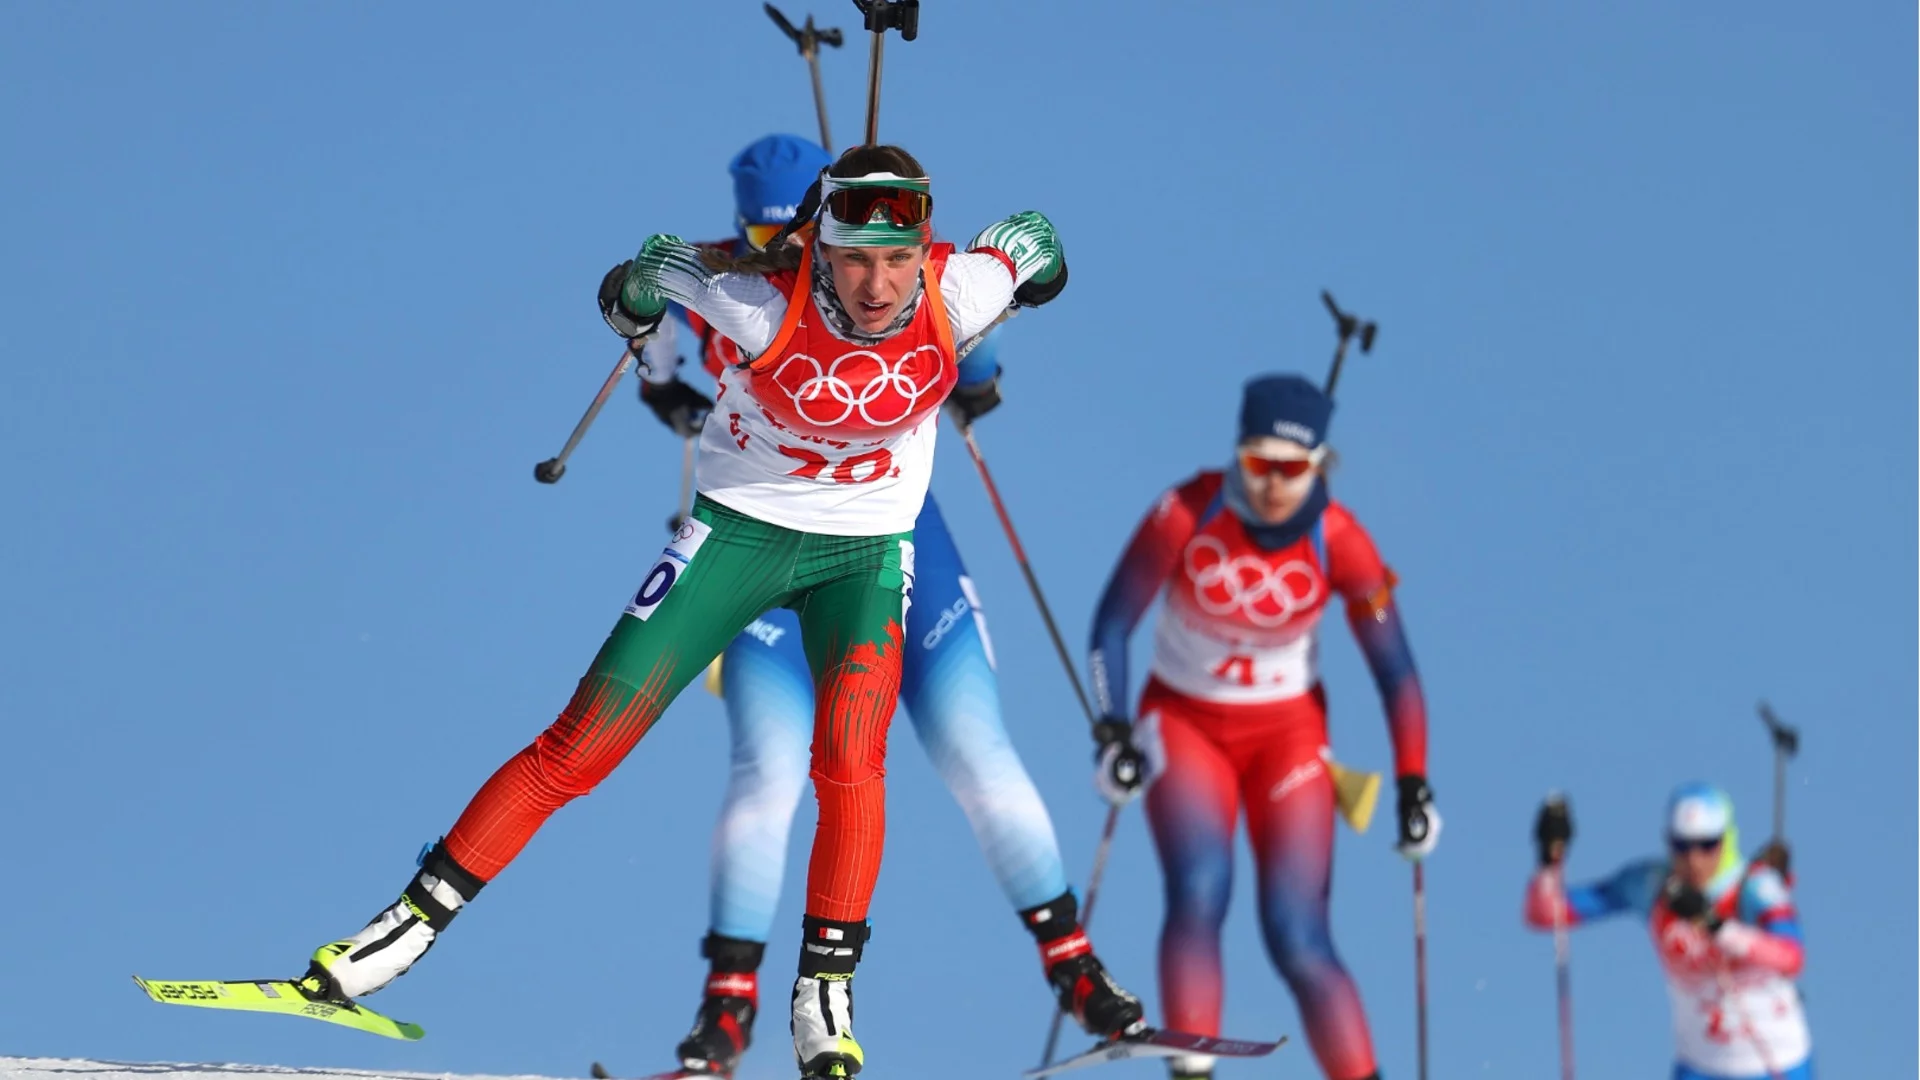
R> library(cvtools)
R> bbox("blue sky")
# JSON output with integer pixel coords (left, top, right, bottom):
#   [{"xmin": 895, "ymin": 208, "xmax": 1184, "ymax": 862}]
[{"xmin": 1, "ymin": 2, "xmax": 1911, "ymax": 1078}]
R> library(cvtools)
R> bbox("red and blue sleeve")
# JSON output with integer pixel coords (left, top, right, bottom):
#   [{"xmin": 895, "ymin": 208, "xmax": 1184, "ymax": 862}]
[
  {"xmin": 1322, "ymin": 503, "xmax": 1428, "ymax": 778},
  {"xmin": 1525, "ymin": 858, "xmax": 1667, "ymax": 929},
  {"xmin": 1718, "ymin": 866, "xmax": 1805, "ymax": 975},
  {"xmin": 1088, "ymin": 473, "xmax": 1219, "ymax": 718}
]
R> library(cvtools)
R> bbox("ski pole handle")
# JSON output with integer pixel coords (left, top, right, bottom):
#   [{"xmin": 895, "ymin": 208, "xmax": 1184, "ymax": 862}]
[
  {"xmin": 855, "ymin": 0, "xmax": 919, "ymax": 145},
  {"xmin": 766, "ymin": 5, "xmax": 842, "ymax": 151}
]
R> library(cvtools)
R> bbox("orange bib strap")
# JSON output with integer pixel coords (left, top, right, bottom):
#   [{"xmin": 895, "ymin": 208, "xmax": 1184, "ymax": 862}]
[
  {"xmin": 921, "ymin": 253, "xmax": 955, "ymax": 359},
  {"xmin": 747, "ymin": 224, "xmax": 817, "ymax": 372}
]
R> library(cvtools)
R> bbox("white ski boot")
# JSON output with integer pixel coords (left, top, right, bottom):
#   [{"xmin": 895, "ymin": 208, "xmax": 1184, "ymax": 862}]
[
  {"xmin": 301, "ymin": 841, "xmax": 483, "ymax": 1000},
  {"xmin": 791, "ymin": 974, "xmax": 862, "ymax": 1077},
  {"xmin": 791, "ymin": 915, "xmax": 868, "ymax": 1077}
]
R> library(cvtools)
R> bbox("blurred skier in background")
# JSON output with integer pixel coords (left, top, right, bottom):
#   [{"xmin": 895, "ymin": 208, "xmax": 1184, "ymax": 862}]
[{"xmin": 1086, "ymin": 374, "xmax": 1434, "ymax": 1080}]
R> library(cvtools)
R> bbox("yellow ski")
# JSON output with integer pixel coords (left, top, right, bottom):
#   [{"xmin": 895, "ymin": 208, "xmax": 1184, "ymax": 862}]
[{"xmin": 132, "ymin": 975, "xmax": 425, "ymax": 1040}]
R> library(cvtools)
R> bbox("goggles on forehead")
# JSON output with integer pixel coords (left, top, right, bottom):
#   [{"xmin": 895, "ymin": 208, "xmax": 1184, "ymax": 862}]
[
  {"xmin": 824, "ymin": 184, "xmax": 933, "ymax": 229},
  {"xmin": 1238, "ymin": 444, "xmax": 1328, "ymax": 481}
]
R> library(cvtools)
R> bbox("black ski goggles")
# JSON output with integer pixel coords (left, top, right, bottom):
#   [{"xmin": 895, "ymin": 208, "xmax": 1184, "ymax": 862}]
[{"xmin": 824, "ymin": 185, "xmax": 933, "ymax": 229}]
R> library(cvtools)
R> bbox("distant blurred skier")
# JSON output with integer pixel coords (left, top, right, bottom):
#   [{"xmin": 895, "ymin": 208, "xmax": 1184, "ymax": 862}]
[
  {"xmin": 1087, "ymin": 374, "xmax": 1434, "ymax": 1080},
  {"xmin": 632, "ymin": 134, "xmax": 1143, "ymax": 1077},
  {"xmin": 1527, "ymin": 785, "xmax": 1813, "ymax": 1080}
]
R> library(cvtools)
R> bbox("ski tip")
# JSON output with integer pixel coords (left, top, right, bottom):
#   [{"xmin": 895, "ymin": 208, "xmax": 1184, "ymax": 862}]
[{"xmin": 131, "ymin": 975, "xmax": 157, "ymax": 1000}]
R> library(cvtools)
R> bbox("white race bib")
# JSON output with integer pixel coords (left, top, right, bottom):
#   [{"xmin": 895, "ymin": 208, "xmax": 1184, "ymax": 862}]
[{"xmin": 624, "ymin": 518, "xmax": 712, "ymax": 621}]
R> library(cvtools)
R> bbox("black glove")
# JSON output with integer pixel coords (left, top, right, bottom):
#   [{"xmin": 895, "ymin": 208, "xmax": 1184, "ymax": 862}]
[
  {"xmin": 1662, "ymin": 877, "xmax": 1722, "ymax": 931},
  {"xmin": 1396, "ymin": 775, "xmax": 1441, "ymax": 859},
  {"xmin": 1013, "ymin": 259, "xmax": 1069, "ymax": 308},
  {"xmin": 1754, "ymin": 839, "xmax": 1792, "ymax": 878},
  {"xmin": 639, "ymin": 377, "xmax": 713, "ymax": 438},
  {"xmin": 942, "ymin": 374, "xmax": 1002, "ymax": 428},
  {"xmin": 1534, "ymin": 795, "xmax": 1573, "ymax": 868},
  {"xmin": 1091, "ymin": 716, "xmax": 1147, "ymax": 807},
  {"xmin": 599, "ymin": 260, "xmax": 665, "ymax": 339}
]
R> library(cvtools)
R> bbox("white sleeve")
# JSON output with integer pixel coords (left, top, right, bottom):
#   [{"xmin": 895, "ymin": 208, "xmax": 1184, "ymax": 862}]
[
  {"xmin": 939, "ymin": 251, "xmax": 1017, "ymax": 342},
  {"xmin": 628, "ymin": 236, "xmax": 789, "ymax": 357},
  {"xmin": 637, "ymin": 312, "xmax": 682, "ymax": 385}
]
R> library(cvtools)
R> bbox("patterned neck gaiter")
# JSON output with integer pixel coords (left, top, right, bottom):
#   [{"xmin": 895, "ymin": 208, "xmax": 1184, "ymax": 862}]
[{"xmin": 808, "ymin": 241, "xmax": 924, "ymax": 345}]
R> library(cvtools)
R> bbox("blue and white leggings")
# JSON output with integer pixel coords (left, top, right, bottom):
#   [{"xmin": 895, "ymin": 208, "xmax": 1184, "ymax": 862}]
[{"xmin": 706, "ymin": 494, "xmax": 1069, "ymax": 942}]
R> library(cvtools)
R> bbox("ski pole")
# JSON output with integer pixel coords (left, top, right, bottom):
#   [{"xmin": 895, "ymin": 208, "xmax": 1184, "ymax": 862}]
[
  {"xmin": 666, "ymin": 435, "xmax": 695, "ymax": 532},
  {"xmin": 534, "ymin": 341, "xmax": 646, "ymax": 484},
  {"xmin": 1535, "ymin": 792, "xmax": 1575, "ymax": 1080},
  {"xmin": 950, "ymin": 308, "xmax": 1110, "ymax": 1067},
  {"xmin": 947, "ymin": 372, "xmax": 1123, "ymax": 1067},
  {"xmin": 1039, "ymin": 805, "xmax": 1122, "ymax": 1066},
  {"xmin": 1756, "ymin": 701, "xmax": 1800, "ymax": 843},
  {"xmin": 954, "ymin": 424, "xmax": 1098, "ymax": 727},
  {"xmin": 1320, "ymin": 290, "xmax": 1379, "ymax": 398},
  {"xmin": 853, "ymin": 0, "xmax": 918, "ymax": 145},
  {"xmin": 1413, "ymin": 861, "xmax": 1429, "ymax": 1080},
  {"xmin": 949, "ymin": 315, "xmax": 1121, "ymax": 1067},
  {"xmin": 764, "ymin": 5, "xmax": 844, "ymax": 151},
  {"xmin": 1714, "ymin": 967, "xmax": 1784, "ymax": 1080},
  {"xmin": 1552, "ymin": 862, "xmax": 1574, "ymax": 1080}
]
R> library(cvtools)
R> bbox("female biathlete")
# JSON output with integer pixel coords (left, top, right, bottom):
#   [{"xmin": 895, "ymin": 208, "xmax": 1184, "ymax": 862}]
[
  {"xmin": 1527, "ymin": 785, "xmax": 1813, "ymax": 1079},
  {"xmin": 1085, "ymin": 374, "xmax": 1437, "ymax": 1080},
  {"xmin": 296, "ymin": 142, "xmax": 1070, "ymax": 1079},
  {"xmin": 631, "ymin": 134, "xmax": 1143, "ymax": 1077}
]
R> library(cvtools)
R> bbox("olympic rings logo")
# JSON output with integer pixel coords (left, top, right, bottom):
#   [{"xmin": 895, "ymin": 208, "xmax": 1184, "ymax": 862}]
[
  {"xmin": 768, "ymin": 345, "xmax": 944, "ymax": 431},
  {"xmin": 1183, "ymin": 535, "xmax": 1323, "ymax": 627}
]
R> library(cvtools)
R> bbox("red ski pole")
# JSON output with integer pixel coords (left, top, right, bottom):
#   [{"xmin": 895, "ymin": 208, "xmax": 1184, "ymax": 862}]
[
  {"xmin": 950, "ymin": 418, "xmax": 1120, "ymax": 1068},
  {"xmin": 954, "ymin": 424, "xmax": 1099, "ymax": 728}
]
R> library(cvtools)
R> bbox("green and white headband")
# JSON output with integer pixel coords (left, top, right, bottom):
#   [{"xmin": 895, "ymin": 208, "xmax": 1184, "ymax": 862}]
[{"xmin": 817, "ymin": 172, "xmax": 934, "ymax": 248}]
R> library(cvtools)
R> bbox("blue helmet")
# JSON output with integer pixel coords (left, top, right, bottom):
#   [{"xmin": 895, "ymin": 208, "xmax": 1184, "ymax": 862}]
[{"xmin": 730, "ymin": 134, "xmax": 833, "ymax": 241}]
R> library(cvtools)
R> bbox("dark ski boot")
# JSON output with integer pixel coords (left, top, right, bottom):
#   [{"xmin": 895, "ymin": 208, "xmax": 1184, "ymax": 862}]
[
  {"xmin": 676, "ymin": 934, "xmax": 765, "ymax": 1076},
  {"xmin": 1022, "ymin": 890, "xmax": 1148, "ymax": 1040}
]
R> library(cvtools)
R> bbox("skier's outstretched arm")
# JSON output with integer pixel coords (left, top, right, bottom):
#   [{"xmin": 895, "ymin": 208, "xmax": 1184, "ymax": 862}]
[
  {"xmin": 616, "ymin": 234, "xmax": 789, "ymax": 355},
  {"xmin": 1323, "ymin": 504, "xmax": 1427, "ymax": 781},
  {"xmin": 1525, "ymin": 858, "xmax": 1664, "ymax": 929}
]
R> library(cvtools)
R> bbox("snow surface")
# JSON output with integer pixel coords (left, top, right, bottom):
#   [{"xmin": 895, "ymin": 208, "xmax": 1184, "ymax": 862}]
[{"xmin": 2, "ymin": 1061, "xmax": 556, "ymax": 1080}]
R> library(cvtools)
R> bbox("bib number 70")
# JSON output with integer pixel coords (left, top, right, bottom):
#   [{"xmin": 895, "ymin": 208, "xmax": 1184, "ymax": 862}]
[{"xmin": 779, "ymin": 444, "xmax": 894, "ymax": 484}]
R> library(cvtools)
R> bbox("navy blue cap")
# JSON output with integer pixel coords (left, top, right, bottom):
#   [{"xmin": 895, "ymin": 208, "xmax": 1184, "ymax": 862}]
[{"xmin": 1239, "ymin": 374, "xmax": 1332, "ymax": 448}]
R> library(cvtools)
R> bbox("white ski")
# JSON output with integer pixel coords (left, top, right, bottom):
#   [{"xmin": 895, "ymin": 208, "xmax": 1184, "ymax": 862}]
[{"xmin": 1024, "ymin": 1031, "xmax": 1288, "ymax": 1078}]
